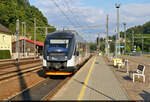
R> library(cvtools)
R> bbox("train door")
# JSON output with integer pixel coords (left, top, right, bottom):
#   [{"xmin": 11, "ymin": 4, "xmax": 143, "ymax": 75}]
[{"xmin": 74, "ymin": 41, "xmax": 80, "ymax": 66}]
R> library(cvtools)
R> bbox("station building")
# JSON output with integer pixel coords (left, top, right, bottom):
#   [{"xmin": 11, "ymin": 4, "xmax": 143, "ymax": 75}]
[
  {"xmin": 0, "ymin": 24, "xmax": 12, "ymax": 59},
  {"xmin": 12, "ymin": 39, "xmax": 44, "ymax": 58}
]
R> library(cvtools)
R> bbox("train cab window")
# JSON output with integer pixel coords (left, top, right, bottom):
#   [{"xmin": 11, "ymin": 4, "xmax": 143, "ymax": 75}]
[{"xmin": 50, "ymin": 39, "xmax": 69, "ymax": 48}]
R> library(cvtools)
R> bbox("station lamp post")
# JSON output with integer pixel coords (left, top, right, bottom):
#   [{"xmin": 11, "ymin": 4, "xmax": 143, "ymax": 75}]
[
  {"xmin": 22, "ymin": 22, "xmax": 26, "ymax": 57},
  {"xmin": 123, "ymin": 22, "xmax": 127, "ymax": 54},
  {"xmin": 16, "ymin": 19, "xmax": 20, "ymax": 62},
  {"xmin": 34, "ymin": 18, "xmax": 36, "ymax": 59},
  {"xmin": 115, "ymin": 3, "xmax": 121, "ymax": 57}
]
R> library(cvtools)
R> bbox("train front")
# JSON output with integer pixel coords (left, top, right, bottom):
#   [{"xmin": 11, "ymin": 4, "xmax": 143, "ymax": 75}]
[{"xmin": 43, "ymin": 32, "xmax": 76, "ymax": 75}]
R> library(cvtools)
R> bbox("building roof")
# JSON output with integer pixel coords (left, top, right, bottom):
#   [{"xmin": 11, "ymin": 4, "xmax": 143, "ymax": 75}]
[
  {"xmin": 0, "ymin": 24, "xmax": 12, "ymax": 34},
  {"xmin": 25, "ymin": 39, "xmax": 44, "ymax": 46},
  {"xmin": 12, "ymin": 39, "xmax": 44, "ymax": 46}
]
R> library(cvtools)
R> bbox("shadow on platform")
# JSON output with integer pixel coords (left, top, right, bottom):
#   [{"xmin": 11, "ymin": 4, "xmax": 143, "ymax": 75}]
[
  {"xmin": 122, "ymin": 76, "xmax": 132, "ymax": 81},
  {"xmin": 95, "ymin": 61, "xmax": 99, "ymax": 64},
  {"xmin": 116, "ymin": 69, "xmax": 127, "ymax": 73},
  {"xmin": 139, "ymin": 90, "xmax": 150, "ymax": 101},
  {"xmin": 73, "ymin": 79, "xmax": 115, "ymax": 100}
]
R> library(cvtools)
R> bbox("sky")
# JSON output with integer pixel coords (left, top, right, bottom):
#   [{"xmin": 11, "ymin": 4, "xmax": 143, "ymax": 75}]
[{"xmin": 29, "ymin": 0, "xmax": 150, "ymax": 42}]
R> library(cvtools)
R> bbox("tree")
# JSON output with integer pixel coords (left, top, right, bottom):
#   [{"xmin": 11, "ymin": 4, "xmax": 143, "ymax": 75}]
[
  {"xmin": 89, "ymin": 42, "xmax": 97, "ymax": 52},
  {"xmin": 148, "ymin": 47, "xmax": 150, "ymax": 52},
  {"xmin": 126, "ymin": 45, "xmax": 131, "ymax": 53},
  {"xmin": 136, "ymin": 46, "xmax": 141, "ymax": 52},
  {"xmin": 0, "ymin": 0, "xmax": 56, "ymax": 42}
]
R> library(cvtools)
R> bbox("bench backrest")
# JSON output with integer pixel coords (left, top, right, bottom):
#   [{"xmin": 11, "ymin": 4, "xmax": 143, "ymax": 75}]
[{"xmin": 137, "ymin": 64, "xmax": 145, "ymax": 74}]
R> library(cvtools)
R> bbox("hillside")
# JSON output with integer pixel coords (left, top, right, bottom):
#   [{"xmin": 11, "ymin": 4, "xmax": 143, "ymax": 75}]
[
  {"xmin": 110, "ymin": 21, "xmax": 150, "ymax": 53},
  {"xmin": 0, "ymin": 0, "xmax": 56, "ymax": 42},
  {"xmin": 126, "ymin": 21, "xmax": 150, "ymax": 34}
]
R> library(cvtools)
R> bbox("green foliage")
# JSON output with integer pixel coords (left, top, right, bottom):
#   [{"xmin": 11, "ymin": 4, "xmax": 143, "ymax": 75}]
[
  {"xmin": 89, "ymin": 42, "xmax": 97, "ymax": 52},
  {"xmin": 0, "ymin": 0, "xmax": 56, "ymax": 42},
  {"xmin": 126, "ymin": 45, "xmax": 131, "ymax": 53},
  {"xmin": 126, "ymin": 21, "xmax": 150, "ymax": 34},
  {"xmin": 148, "ymin": 47, "xmax": 150, "ymax": 52},
  {"xmin": 0, "ymin": 50, "xmax": 11, "ymax": 59},
  {"xmin": 122, "ymin": 20, "xmax": 150, "ymax": 52},
  {"xmin": 99, "ymin": 38, "xmax": 105, "ymax": 52},
  {"xmin": 136, "ymin": 46, "xmax": 141, "ymax": 52},
  {"xmin": 108, "ymin": 20, "xmax": 150, "ymax": 53}
]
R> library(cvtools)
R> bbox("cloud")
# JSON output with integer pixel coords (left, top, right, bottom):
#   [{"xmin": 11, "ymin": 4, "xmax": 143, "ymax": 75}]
[
  {"xmin": 120, "ymin": 3, "xmax": 150, "ymax": 28},
  {"xmin": 30, "ymin": 0, "xmax": 106, "ymax": 42},
  {"xmin": 30, "ymin": 0, "xmax": 106, "ymax": 25},
  {"xmin": 30, "ymin": 1, "xmax": 150, "ymax": 42}
]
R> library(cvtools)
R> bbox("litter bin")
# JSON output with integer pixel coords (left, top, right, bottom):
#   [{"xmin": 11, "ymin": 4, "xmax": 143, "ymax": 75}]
[{"xmin": 113, "ymin": 58, "xmax": 122, "ymax": 66}]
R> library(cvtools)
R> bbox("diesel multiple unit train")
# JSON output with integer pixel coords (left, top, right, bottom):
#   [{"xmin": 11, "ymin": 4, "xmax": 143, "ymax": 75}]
[{"xmin": 43, "ymin": 30, "xmax": 90, "ymax": 75}]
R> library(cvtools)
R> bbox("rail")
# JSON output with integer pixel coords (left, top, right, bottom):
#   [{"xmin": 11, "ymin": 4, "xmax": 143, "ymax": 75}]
[
  {"xmin": 0, "ymin": 58, "xmax": 42, "ymax": 82},
  {"xmin": 7, "ymin": 54, "xmax": 93, "ymax": 101}
]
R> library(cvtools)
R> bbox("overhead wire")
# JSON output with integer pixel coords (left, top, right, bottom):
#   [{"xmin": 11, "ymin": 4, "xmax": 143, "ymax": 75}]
[
  {"xmin": 70, "ymin": 0, "xmax": 90, "ymax": 26},
  {"xmin": 63, "ymin": 0, "xmax": 81, "ymax": 26},
  {"xmin": 52, "ymin": 0, "xmax": 75, "ymax": 26}
]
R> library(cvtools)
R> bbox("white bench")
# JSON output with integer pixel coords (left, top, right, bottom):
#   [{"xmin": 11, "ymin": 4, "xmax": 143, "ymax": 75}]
[
  {"xmin": 108, "ymin": 56, "xmax": 113, "ymax": 62},
  {"xmin": 133, "ymin": 64, "xmax": 145, "ymax": 83},
  {"xmin": 117, "ymin": 59, "xmax": 129, "ymax": 73},
  {"xmin": 117, "ymin": 59, "xmax": 126, "ymax": 68}
]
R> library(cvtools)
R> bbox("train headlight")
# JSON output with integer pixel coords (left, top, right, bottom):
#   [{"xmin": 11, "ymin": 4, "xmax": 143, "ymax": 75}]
[
  {"xmin": 65, "ymin": 56, "xmax": 67, "ymax": 60},
  {"xmin": 47, "ymin": 56, "xmax": 49, "ymax": 60}
]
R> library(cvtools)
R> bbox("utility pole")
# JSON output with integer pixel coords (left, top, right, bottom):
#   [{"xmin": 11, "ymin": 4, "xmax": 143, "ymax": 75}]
[
  {"xmin": 24, "ymin": 22, "xmax": 26, "ymax": 57},
  {"xmin": 34, "ymin": 18, "xmax": 36, "ymax": 59},
  {"xmin": 22, "ymin": 22, "xmax": 24, "ymax": 57},
  {"xmin": 142, "ymin": 34, "xmax": 144, "ymax": 53},
  {"xmin": 106, "ymin": 14, "xmax": 109, "ymax": 57},
  {"xmin": 98, "ymin": 33, "xmax": 100, "ymax": 51},
  {"xmin": 123, "ymin": 22, "xmax": 126, "ymax": 54},
  {"xmin": 115, "ymin": 3, "xmax": 121, "ymax": 56},
  {"xmin": 22, "ymin": 22, "xmax": 26, "ymax": 57},
  {"xmin": 16, "ymin": 19, "xmax": 20, "ymax": 61},
  {"xmin": 97, "ymin": 34, "xmax": 99, "ymax": 51},
  {"xmin": 132, "ymin": 31, "xmax": 134, "ymax": 51},
  {"xmin": 115, "ymin": 27, "xmax": 117, "ymax": 58}
]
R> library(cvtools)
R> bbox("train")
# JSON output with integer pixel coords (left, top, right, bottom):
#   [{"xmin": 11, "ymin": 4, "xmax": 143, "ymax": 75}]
[{"xmin": 42, "ymin": 30, "xmax": 90, "ymax": 75}]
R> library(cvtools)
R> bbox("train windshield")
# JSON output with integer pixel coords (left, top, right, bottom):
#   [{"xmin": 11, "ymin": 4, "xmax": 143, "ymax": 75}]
[{"xmin": 50, "ymin": 39, "xmax": 69, "ymax": 48}]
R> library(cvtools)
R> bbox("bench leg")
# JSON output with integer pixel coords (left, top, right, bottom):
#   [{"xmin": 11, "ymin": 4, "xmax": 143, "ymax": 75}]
[
  {"xmin": 143, "ymin": 75, "xmax": 145, "ymax": 83},
  {"xmin": 138, "ymin": 75, "xmax": 140, "ymax": 79},
  {"xmin": 133, "ymin": 74, "xmax": 135, "ymax": 82}
]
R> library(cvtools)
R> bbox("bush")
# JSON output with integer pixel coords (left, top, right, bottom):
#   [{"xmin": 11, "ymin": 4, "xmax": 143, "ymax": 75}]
[
  {"xmin": 148, "ymin": 47, "xmax": 150, "ymax": 52},
  {"xmin": 136, "ymin": 46, "xmax": 141, "ymax": 52},
  {"xmin": 126, "ymin": 45, "xmax": 131, "ymax": 53},
  {"xmin": 0, "ymin": 50, "xmax": 11, "ymax": 59}
]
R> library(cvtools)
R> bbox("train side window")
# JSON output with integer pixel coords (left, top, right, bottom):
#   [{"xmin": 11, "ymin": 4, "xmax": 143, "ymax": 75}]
[
  {"xmin": 76, "ymin": 51, "xmax": 79, "ymax": 56},
  {"xmin": 74, "ymin": 47, "xmax": 79, "ymax": 56},
  {"xmin": 74, "ymin": 47, "xmax": 76, "ymax": 55}
]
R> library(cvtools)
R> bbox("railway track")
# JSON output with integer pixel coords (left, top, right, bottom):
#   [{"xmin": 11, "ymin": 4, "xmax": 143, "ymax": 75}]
[
  {"xmin": 121, "ymin": 56, "xmax": 150, "ymax": 66},
  {"xmin": 0, "ymin": 57, "xmax": 42, "ymax": 82},
  {"xmin": 6, "ymin": 55, "xmax": 92, "ymax": 101},
  {"xmin": 0, "ymin": 57, "xmax": 39, "ymax": 63},
  {"xmin": 0, "ymin": 57, "xmax": 40, "ymax": 67},
  {"xmin": 8, "ymin": 77, "xmax": 70, "ymax": 101}
]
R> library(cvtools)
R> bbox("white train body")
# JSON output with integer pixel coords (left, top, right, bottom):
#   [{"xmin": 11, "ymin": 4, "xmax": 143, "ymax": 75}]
[{"xmin": 43, "ymin": 30, "xmax": 90, "ymax": 75}]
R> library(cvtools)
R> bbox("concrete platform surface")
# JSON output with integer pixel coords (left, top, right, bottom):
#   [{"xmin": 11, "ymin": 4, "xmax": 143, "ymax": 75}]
[{"xmin": 51, "ymin": 56, "xmax": 129, "ymax": 100}]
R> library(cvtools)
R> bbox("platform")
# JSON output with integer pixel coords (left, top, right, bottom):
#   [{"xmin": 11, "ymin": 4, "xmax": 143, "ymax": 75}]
[{"xmin": 51, "ymin": 56, "xmax": 129, "ymax": 100}]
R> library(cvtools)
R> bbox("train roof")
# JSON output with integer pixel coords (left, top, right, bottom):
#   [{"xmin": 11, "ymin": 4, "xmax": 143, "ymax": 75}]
[{"xmin": 46, "ymin": 30, "xmax": 86, "ymax": 43}]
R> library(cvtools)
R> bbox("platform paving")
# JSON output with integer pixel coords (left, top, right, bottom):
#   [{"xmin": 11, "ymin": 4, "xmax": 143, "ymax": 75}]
[{"xmin": 51, "ymin": 56, "xmax": 129, "ymax": 100}]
